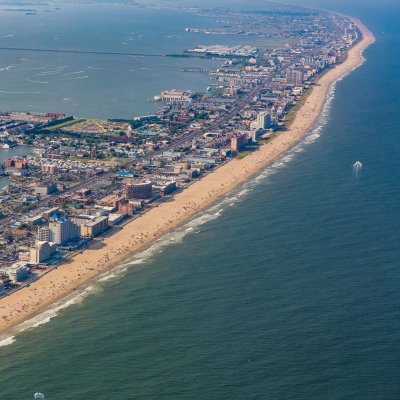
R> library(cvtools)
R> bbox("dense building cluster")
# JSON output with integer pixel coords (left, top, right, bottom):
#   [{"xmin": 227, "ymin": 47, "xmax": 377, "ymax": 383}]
[{"xmin": 0, "ymin": 8, "xmax": 360, "ymax": 294}]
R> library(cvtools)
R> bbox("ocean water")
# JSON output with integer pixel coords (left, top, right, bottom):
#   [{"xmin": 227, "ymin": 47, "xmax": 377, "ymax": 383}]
[{"xmin": 1, "ymin": 0, "xmax": 400, "ymax": 399}]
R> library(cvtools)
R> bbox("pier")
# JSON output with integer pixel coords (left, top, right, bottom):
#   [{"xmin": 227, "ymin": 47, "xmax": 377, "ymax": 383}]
[{"xmin": 182, "ymin": 68, "xmax": 211, "ymax": 73}]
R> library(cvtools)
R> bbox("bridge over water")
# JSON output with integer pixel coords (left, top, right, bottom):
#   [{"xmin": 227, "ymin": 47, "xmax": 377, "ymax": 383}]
[{"xmin": 0, "ymin": 46, "xmax": 165, "ymax": 57}]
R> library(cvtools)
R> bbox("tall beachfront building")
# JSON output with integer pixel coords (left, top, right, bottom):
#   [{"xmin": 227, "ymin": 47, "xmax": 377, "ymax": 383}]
[
  {"xmin": 257, "ymin": 111, "xmax": 272, "ymax": 129},
  {"xmin": 286, "ymin": 69, "xmax": 304, "ymax": 85},
  {"xmin": 48, "ymin": 219, "xmax": 80, "ymax": 245}
]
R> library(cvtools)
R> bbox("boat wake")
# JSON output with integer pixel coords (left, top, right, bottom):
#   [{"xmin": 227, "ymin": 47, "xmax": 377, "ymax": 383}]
[
  {"xmin": 0, "ymin": 90, "xmax": 41, "ymax": 94},
  {"xmin": 67, "ymin": 75, "xmax": 89, "ymax": 80},
  {"xmin": 26, "ymin": 78, "xmax": 49, "ymax": 84}
]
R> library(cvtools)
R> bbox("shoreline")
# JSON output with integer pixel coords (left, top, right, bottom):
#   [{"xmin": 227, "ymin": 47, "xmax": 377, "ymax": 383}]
[{"xmin": 0, "ymin": 18, "xmax": 375, "ymax": 337}]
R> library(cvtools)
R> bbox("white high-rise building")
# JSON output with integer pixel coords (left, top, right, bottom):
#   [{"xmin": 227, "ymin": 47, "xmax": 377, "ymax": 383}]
[
  {"xmin": 30, "ymin": 241, "xmax": 57, "ymax": 264},
  {"xmin": 49, "ymin": 219, "xmax": 80, "ymax": 245},
  {"xmin": 256, "ymin": 112, "xmax": 272, "ymax": 130}
]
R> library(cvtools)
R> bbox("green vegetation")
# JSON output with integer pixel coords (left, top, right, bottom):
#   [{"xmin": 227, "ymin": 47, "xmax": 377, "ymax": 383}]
[
  {"xmin": 281, "ymin": 88, "xmax": 312, "ymax": 127},
  {"xmin": 235, "ymin": 138, "xmax": 272, "ymax": 159},
  {"xmin": 173, "ymin": 147, "xmax": 191, "ymax": 153},
  {"xmin": 44, "ymin": 118, "xmax": 85, "ymax": 131},
  {"xmin": 196, "ymin": 112, "xmax": 209, "ymax": 121},
  {"xmin": 65, "ymin": 157, "xmax": 113, "ymax": 163},
  {"xmin": 236, "ymin": 144, "xmax": 260, "ymax": 159}
]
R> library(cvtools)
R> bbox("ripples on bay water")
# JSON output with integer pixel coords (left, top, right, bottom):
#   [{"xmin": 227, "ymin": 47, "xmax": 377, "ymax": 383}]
[
  {"xmin": 0, "ymin": 3, "xmax": 273, "ymax": 119},
  {"xmin": 1, "ymin": 1, "xmax": 400, "ymax": 399}
]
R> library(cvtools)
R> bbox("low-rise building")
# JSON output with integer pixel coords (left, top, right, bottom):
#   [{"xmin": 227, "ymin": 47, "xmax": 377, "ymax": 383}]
[
  {"xmin": 153, "ymin": 181, "xmax": 177, "ymax": 195},
  {"xmin": 154, "ymin": 89, "xmax": 193, "ymax": 105},
  {"xmin": 41, "ymin": 164, "xmax": 57, "ymax": 174},
  {"xmin": 0, "ymin": 262, "xmax": 29, "ymax": 283},
  {"xmin": 34, "ymin": 183, "xmax": 57, "ymax": 195},
  {"xmin": 108, "ymin": 213, "xmax": 125, "ymax": 226}
]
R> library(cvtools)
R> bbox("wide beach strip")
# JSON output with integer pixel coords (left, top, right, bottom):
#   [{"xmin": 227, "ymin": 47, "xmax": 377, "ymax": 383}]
[{"xmin": 0, "ymin": 18, "xmax": 375, "ymax": 335}]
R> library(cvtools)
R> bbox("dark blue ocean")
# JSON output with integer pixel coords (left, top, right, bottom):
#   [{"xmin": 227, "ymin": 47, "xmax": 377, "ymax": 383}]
[{"xmin": 1, "ymin": 0, "xmax": 400, "ymax": 399}]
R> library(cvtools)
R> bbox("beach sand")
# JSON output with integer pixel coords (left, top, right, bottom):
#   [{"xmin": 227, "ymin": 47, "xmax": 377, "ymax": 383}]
[{"xmin": 0, "ymin": 19, "xmax": 375, "ymax": 335}]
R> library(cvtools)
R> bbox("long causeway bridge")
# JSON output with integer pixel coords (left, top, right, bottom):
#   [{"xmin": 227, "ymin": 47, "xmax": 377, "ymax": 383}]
[{"xmin": 0, "ymin": 46, "xmax": 165, "ymax": 57}]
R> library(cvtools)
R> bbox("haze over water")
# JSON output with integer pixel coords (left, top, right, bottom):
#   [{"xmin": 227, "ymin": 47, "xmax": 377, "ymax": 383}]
[
  {"xmin": 1, "ymin": 0, "xmax": 400, "ymax": 399},
  {"xmin": 0, "ymin": 3, "xmax": 276, "ymax": 119}
]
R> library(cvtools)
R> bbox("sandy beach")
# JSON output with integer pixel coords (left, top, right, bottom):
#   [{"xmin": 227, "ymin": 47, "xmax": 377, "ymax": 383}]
[{"xmin": 0, "ymin": 19, "xmax": 375, "ymax": 336}]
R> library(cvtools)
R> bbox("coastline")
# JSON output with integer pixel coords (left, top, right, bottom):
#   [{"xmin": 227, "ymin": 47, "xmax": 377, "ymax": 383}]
[{"xmin": 0, "ymin": 19, "xmax": 375, "ymax": 337}]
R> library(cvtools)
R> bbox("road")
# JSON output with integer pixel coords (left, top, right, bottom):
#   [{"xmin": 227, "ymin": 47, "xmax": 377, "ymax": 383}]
[{"xmin": 0, "ymin": 78, "xmax": 270, "ymax": 233}]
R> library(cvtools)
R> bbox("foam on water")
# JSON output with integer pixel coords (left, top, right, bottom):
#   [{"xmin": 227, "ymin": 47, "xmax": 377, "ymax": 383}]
[
  {"xmin": 0, "ymin": 65, "xmax": 17, "ymax": 71},
  {"xmin": 0, "ymin": 336, "xmax": 16, "ymax": 347},
  {"xmin": 0, "ymin": 284, "xmax": 98, "ymax": 347},
  {"xmin": 97, "ymin": 274, "xmax": 118, "ymax": 283}
]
